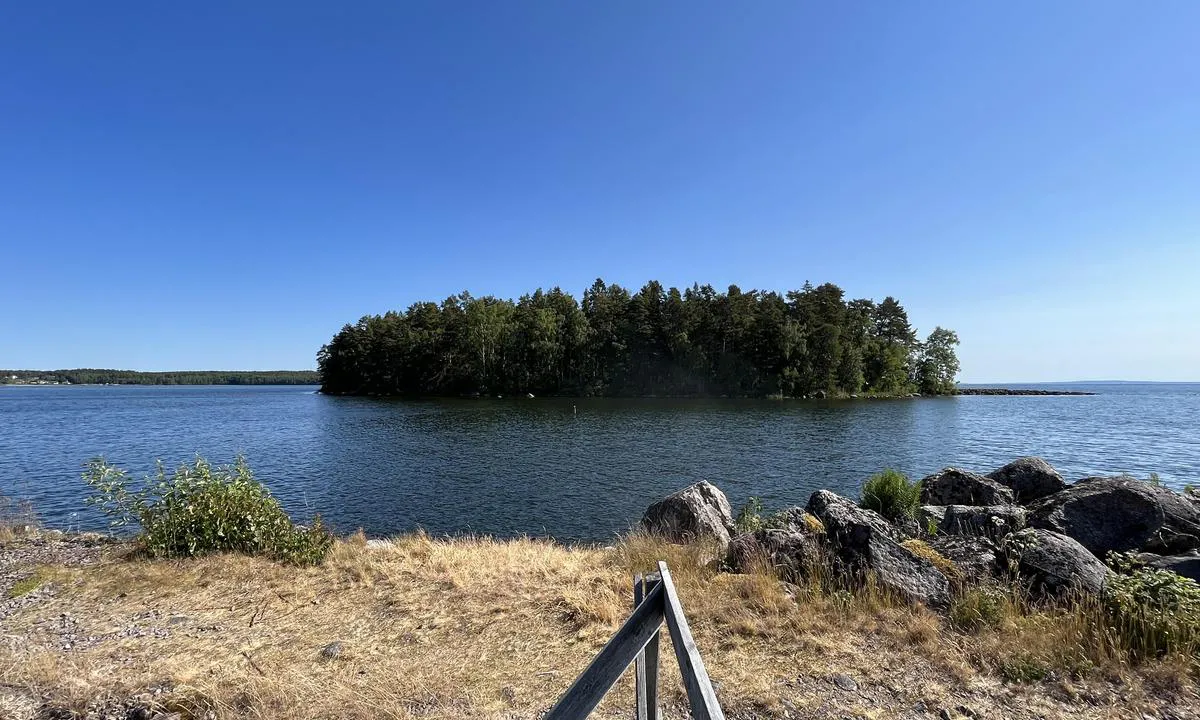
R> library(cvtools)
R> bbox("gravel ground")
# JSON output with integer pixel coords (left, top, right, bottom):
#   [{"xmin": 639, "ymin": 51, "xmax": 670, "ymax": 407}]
[
  {"xmin": 0, "ymin": 532, "xmax": 112, "ymax": 575},
  {"xmin": 1, "ymin": 532, "xmax": 112, "ymax": 623},
  {"xmin": 1, "ymin": 533, "xmax": 148, "ymax": 720}
]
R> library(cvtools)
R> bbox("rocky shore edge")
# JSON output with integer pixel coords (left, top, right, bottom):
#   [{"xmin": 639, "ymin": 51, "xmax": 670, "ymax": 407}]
[
  {"xmin": 639, "ymin": 457, "xmax": 1198, "ymax": 608},
  {"xmin": 4, "ymin": 459, "xmax": 1200, "ymax": 719}
]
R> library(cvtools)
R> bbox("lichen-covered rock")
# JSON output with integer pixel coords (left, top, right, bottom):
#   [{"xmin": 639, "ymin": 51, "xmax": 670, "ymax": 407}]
[
  {"xmin": 767, "ymin": 506, "xmax": 828, "ymax": 535},
  {"xmin": 890, "ymin": 514, "xmax": 921, "ymax": 540},
  {"xmin": 927, "ymin": 535, "xmax": 1000, "ymax": 584},
  {"xmin": 1028, "ymin": 476, "xmax": 1200, "ymax": 557},
  {"xmin": 806, "ymin": 490, "xmax": 950, "ymax": 608},
  {"xmin": 917, "ymin": 505, "xmax": 947, "ymax": 534},
  {"xmin": 940, "ymin": 504, "xmax": 1027, "ymax": 539},
  {"xmin": 1000, "ymin": 528, "xmax": 1109, "ymax": 598},
  {"xmin": 920, "ymin": 468, "xmax": 1015, "ymax": 506},
  {"xmin": 640, "ymin": 481, "xmax": 736, "ymax": 549},
  {"xmin": 986, "ymin": 457, "xmax": 1067, "ymax": 504}
]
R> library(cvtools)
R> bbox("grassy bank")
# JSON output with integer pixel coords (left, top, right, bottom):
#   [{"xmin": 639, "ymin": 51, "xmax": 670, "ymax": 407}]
[{"xmin": 2, "ymin": 531, "xmax": 1195, "ymax": 719}]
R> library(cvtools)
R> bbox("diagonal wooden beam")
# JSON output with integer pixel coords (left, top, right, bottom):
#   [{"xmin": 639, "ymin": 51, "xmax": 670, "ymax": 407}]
[
  {"xmin": 544, "ymin": 580, "xmax": 665, "ymax": 720},
  {"xmin": 658, "ymin": 561, "xmax": 725, "ymax": 720}
]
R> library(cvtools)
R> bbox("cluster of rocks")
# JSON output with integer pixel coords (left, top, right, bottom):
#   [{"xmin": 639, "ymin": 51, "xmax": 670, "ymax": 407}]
[{"xmin": 640, "ymin": 457, "xmax": 1200, "ymax": 607}]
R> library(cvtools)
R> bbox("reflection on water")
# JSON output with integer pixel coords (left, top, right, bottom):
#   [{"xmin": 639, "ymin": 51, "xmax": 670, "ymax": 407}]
[{"xmin": 2, "ymin": 383, "xmax": 1198, "ymax": 541}]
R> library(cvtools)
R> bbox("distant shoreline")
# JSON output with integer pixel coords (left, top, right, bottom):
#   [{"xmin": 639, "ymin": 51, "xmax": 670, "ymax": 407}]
[
  {"xmin": 954, "ymin": 388, "xmax": 1096, "ymax": 396},
  {"xmin": 2, "ymin": 369, "xmax": 318, "ymax": 386}
]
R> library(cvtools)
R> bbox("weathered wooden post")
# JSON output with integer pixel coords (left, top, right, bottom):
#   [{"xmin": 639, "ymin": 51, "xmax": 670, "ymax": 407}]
[
  {"xmin": 634, "ymin": 573, "xmax": 662, "ymax": 720},
  {"xmin": 544, "ymin": 562, "xmax": 723, "ymax": 720}
]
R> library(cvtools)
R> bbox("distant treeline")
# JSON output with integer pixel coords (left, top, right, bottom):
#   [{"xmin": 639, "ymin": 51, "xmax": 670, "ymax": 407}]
[
  {"xmin": 1, "ymin": 369, "xmax": 320, "ymax": 385},
  {"xmin": 318, "ymin": 279, "xmax": 960, "ymax": 398}
]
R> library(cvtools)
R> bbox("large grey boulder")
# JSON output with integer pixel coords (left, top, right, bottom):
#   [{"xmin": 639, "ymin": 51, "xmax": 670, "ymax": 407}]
[
  {"xmin": 641, "ymin": 481, "xmax": 736, "ymax": 549},
  {"xmin": 986, "ymin": 457, "xmax": 1067, "ymax": 504},
  {"xmin": 726, "ymin": 526, "xmax": 823, "ymax": 581},
  {"xmin": 806, "ymin": 490, "xmax": 950, "ymax": 608},
  {"xmin": 807, "ymin": 490, "xmax": 902, "ymax": 542},
  {"xmin": 927, "ymin": 535, "xmax": 1000, "ymax": 584},
  {"xmin": 940, "ymin": 504, "xmax": 1027, "ymax": 539},
  {"xmin": 768, "ymin": 506, "xmax": 827, "ymax": 535},
  {"xmin": 920, "ymin": 468, "xmax": 1015, "ymax": 506},
  {"xmin": 725, "ymin": 505, "xmax": 825, "ymax": 579},
  {"xmin": 1028, "ymin": 477, "xmax": 1200, "ymax": 557},
  {"xmin": 1000, "ymin": 528, "xmax": 1109, "ymax": 598}
]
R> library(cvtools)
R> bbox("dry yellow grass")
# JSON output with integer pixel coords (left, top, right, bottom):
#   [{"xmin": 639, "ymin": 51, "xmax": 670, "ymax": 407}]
[{"xmin": 1, "ymin": 532, "xmax": 1196, "ymax": 719}]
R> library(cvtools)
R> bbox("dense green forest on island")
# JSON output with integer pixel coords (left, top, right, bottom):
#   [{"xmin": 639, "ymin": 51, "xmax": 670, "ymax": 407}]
[
  {"xmin": 318, "ymin": 280, "xmax": 960, "ymax": 398},
  {"xmin": 1, "ymin": 370, "xmax": 319, "ymax": 385}
]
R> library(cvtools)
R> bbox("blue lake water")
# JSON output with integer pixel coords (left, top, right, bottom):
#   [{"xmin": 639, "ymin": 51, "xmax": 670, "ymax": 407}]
[{"xmin": 1, "ymin": 383, "xmax": 1198, "ymax": 542}]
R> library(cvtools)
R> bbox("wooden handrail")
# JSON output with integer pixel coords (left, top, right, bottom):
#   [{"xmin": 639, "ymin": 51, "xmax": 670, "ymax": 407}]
[{"xmin": 544, "ymin": 561, "xmax": 725, "ymax": 720}]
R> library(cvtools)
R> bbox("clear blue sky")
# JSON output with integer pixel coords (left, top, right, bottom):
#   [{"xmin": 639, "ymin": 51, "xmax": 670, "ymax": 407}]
[{"xmin": 2, "ymin": 2, "xmax": 1197, "ymax": 382}]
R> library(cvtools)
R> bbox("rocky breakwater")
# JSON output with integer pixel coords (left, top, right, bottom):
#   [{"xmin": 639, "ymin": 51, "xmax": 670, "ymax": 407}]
[
  {"xmin": 639, "ymin": 456, "xmax": 1200, "ymax": 609},
  {"xmin": 954, "ymin": 388, "xmax": 1096, "ymax": 396}
]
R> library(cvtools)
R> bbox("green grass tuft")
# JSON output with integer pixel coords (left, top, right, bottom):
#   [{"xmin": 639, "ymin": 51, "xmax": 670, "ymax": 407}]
[
  {"xmin": 860, "ymin": 469, "xmax": 921, "ymax": 521},
  {"xmin": 7, "ymin": 574, "xmax": 43, "ymax": 598},
  {"xmin": 949, "ymin": 586, "xmax": 1008, "ymax": 632}
]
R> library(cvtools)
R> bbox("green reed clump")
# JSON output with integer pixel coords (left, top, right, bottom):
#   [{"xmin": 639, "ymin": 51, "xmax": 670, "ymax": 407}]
[
  {"xmin": 83, "ymin": 456, "xmax": 332, "ymax": 565},
  {"xmin": 949, "ymin": 586, "xmax": 1009, "ymax": 632},
  {"xmin": 859, "ymin": 469, "xmax": 921, "ymax": 522}
]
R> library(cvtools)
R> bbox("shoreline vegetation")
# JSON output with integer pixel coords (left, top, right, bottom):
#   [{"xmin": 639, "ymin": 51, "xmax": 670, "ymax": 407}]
[
  {"xmin": 0, "ymin": 375, "xmax": 1095, "ymax": 397},
  {"xmin": 1, "ymin": 369, "xmax": 319, "ymax": 386},
  {"xmin": 318, "ymin": 279, "xmax": 963, "ymax": 399},
  {"xmin": 2, "ymin": 457, "xmax": 1198, "ymax": 718}
]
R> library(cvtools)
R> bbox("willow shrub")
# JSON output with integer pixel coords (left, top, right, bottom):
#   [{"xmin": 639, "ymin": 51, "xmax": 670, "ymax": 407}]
[
  {"xmin": 860, "ymin": 469, "xmax": 922, "ymax": 522},
  {"xmin": 83, "ymin": 456, "xmax": 332, "ymax": 565}
]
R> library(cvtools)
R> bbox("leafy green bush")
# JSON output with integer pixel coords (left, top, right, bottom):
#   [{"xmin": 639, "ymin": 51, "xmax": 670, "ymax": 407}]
[
  {"xmin": 83, "ymin": 456, "xmax": 332, "ymax": 565},
  {"xmin": 733, "ymin": 496, "xmax": 814, "ymax": 535},
  {"xmin": 1105, "ymin": 553, "xmax": 1200, "ymax": 659},
  {"xmin": 860, "ymin": 469, "xmax": 921, "ymax": 521},
  {"xmin": 734, "ymin": 496, "xmax": 767, "ymax": 533}
]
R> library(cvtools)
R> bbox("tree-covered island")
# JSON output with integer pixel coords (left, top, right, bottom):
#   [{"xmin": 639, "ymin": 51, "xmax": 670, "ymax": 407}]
[{"xmin": 318, "ymin": 279, "xmax": 960, "ymax": 398}]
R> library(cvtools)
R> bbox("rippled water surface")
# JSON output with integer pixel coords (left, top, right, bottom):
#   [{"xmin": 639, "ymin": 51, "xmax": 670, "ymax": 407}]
[{"xmin": 2, "ymin": 383, "xmax": 1198, "ymax": 541}]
